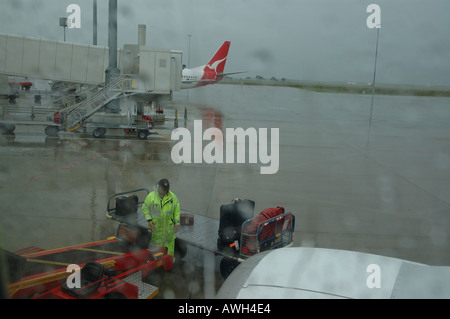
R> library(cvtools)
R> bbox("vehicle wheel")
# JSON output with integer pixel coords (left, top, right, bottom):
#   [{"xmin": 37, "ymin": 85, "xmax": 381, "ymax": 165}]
[
  {"xmin": 0, "ymin": 124, "xmax": 15, "ymax": 134},
  {"xmin": 4, "ymin": 124, "xmax": 15, "ymax": 133},
  {"xmin": 8, "ymin": 95, "xmax": 17, "ymax": 103},
  {"xmin": 45, "ymin": 126, "xmax": 59, "ymax": 137},
  {"xmin": 93, "ymin": 128, "xmax": 106, "ymax": 138},
  {"xmin": 93, "ymin": 128, "xmax": 102, "ymax": 138},
  {"xmin": 220, "ymin": 258, "xmax": 239, "ymax": 279},
  {"xmin": 137, "ymin": 130, "xmax": 148, "ymax": 140}
]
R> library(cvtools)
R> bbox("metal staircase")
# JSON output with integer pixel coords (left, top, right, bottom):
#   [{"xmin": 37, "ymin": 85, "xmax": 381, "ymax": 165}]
[{"xmin": 61, "ymin": 75, "xmax": 133, "ymax": 130}]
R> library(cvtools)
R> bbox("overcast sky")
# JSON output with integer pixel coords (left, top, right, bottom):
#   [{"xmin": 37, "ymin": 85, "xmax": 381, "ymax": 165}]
[{"xmin": 1, "ymin": 0, "xmax": 450, "ymax": 86}]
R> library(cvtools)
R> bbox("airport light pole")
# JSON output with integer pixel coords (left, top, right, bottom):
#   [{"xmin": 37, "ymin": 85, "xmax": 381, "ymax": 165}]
[
  {"xmin": 93, "ymin": 0, "xmax": 98, "ymax": 45},
  {"xmin": 367, "ymin": 24, "xmax": 381, "ymax": 149},
  {"xmin": 105, "ymin": 0, "xmax": 120, "ymax": 113},
  {"xmin": 59, "ymin": 17, "xmax": 68, "ymax": 42},
  {"xmin": 369, "ymin": 26, "xmax": 380, "ymax": 126},
  {"xmin": 187, "ymin": 34, "xmax": 192, "ymax": 68}
]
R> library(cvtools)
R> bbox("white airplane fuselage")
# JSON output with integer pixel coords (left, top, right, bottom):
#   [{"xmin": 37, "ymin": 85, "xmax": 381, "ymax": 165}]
[{"xmin": 180, "ymin": 41, "xmax": 241, "ymax": 90}]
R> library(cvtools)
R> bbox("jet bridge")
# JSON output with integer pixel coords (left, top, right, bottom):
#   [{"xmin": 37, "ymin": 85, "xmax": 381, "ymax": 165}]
[
  {"xmin": 0, "ymin": 32, "xmax": 182, "ymax": 94},
  {"xmin": 0, "ymin": 32, "xmax": 183, "ymax": 138}
]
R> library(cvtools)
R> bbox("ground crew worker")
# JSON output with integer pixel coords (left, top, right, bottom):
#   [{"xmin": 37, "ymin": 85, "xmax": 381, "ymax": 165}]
[{"xmin": 141, "ymin": 179, "xmax": 180, "ymax": 258}]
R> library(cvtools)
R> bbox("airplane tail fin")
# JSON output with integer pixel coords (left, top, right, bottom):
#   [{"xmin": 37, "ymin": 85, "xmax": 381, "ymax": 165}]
[{"xmin": 204, "ymin": 41, "xmax": 230, "ymax": 74}]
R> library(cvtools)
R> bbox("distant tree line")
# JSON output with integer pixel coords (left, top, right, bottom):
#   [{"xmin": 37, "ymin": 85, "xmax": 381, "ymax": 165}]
[{"xmin": 245, "ymin": 75, "xmax": 286, "ymax": 82}]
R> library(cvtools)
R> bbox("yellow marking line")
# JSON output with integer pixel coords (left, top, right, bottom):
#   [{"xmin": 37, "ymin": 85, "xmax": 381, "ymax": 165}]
[
  {"xmin": 75, "ymin": 247, "xmax": 124, "ymax": 255},
  {"xmin": 155, "ymin": 131, "xmax": 172, "ymax": 138},
  {"xmin": 21, "ymin": 238, "xmax": 117, "ymax": 257},
  {"xmin": 146, "ymin": 288, "xmax": 159, "ymax": 299},
  {"xmin": 26, "ymin": 259, "xmax": 72, "ymax": 267}
]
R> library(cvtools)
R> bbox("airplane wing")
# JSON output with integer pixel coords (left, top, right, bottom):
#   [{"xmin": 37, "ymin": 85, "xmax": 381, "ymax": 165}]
[
  {"xmin": 216, "ymin": 247, "xmax": 450, "ymax": 299},
  {"xmin": 217, "ymin": 71, "xmax": 247, "ymax": 77}
]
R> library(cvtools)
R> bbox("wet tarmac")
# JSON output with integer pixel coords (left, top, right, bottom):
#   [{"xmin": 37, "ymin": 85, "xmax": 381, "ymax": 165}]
[{"xmin": 1, "ymin": 84, "xmax": 449, "ymax": 298}]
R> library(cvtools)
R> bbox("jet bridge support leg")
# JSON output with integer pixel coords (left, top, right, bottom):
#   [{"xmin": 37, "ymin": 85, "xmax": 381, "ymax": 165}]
[{"xmin": 105, "ymin": 0, "xmax": 120, "ymax": 114}]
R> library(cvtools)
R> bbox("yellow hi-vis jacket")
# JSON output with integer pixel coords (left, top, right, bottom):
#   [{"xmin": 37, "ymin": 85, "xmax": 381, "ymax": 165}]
[{"xmin": 141, "ymin": 189, "xmax": 180, "ymax": 256}]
